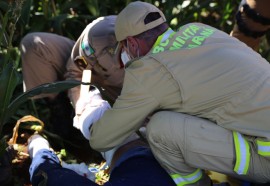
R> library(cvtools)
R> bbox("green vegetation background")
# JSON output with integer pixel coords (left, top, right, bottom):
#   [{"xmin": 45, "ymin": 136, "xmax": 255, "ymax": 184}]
[
  {"xmin": 0, "ymin": 0, "xmax": 270, "ymax": 185},
  {"xmin": 0, "ymin": 0, "xmax": 270, "ymax": 169}
]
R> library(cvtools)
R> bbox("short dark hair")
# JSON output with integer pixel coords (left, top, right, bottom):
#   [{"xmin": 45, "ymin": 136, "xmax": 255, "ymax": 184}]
[{"xmin": 134, "ymin": 12, "xmax": 168, "ymax": 46}]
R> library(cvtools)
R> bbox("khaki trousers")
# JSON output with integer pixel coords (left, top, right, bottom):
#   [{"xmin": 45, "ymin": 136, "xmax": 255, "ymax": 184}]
[
  {"xmin": 146, "ymin": 111, "xmax": 270, "ymax": 185},
  {"xmin": 20, "ymin": 32, "xmax": 75, "ymax": 99}
]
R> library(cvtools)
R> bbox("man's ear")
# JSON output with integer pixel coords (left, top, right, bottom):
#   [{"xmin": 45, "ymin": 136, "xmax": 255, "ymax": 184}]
[{"xmin": 126, "ymin": 36, "xmax": 139, "ymax": 56}]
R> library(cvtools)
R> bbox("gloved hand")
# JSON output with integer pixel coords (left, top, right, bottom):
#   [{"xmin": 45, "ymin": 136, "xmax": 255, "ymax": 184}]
[
  {"xmin": 75, "ymin": 88, "xmax": 104, "ymax": 116},
  {"xmin": 73, "ymin": 89, "xmax": 111, "ymax": 139}
]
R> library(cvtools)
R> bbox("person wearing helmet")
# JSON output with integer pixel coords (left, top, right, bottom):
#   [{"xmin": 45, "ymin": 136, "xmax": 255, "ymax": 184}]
[
  {"xmin": 20, "ymin": 16, "xmax": 124, "ymax": 153},
  {"xmin": 21, "ymin": 16, "xmax": 123, "ymax": 105}
]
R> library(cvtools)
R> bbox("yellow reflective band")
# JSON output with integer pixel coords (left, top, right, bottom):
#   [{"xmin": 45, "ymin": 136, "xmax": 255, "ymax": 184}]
[
  {"xmin": 160, "ymin": 29, "xmax": 174, "ymax": 43},
  {"xmin": 153, "ymin": 33, "xmax": 163, "ymax": 49},
  {"xmin": 257, "ymin": 140, "xmax": 270, "ymax": 156},
  {"xmin": 233, "ymin": 131, "xmax": 250, "ymax": 175},
  {"xmin": 171, "ymin": 169, "xmax": 202, "ymax": 186},
  {"xmin": 152, "ymin": 28, "xmax": 176, "ymax": 53}
]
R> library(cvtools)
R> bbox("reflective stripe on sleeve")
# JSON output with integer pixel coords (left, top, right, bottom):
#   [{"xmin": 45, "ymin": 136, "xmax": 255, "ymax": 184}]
[
  {"xmin": 257, "ymin": 140, "xmax": 270, "ymax": 156},
  {"xmin": 233, "ymin": 131, "xmax": 250, "ymax": 175},
  {"xmin": 171, "ymin": 169, "xmax": 202, "ymax": 186}
]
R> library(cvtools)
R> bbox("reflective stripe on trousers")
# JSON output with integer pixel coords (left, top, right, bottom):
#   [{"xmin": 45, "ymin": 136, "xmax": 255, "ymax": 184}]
[
  {"xmin": 257, "ymin": 140, "xmax": 270, "ymax": 156},
  {"xmin": 233, "ymin": 131, "xmax": 250, "ymax": 175},
  {"xmin": 171, "ymin": 169, "xmax": 202, "ymax": 186}
]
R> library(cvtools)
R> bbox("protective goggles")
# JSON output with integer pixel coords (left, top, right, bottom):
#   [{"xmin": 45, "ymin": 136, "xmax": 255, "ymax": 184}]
[
  {"xmin": 81, "ymin": 39, "xmax": 95, "ymax": 57},
  {"xmin": 75, "ymin": 39, "xmax": 96, "ymax": 69}
]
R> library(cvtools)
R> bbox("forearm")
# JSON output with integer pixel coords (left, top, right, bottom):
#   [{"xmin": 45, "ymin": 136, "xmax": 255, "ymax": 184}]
[
  {"xmin": 29, "ymin": 149, "xmax": 61, "ymax": 185},
  {"xmin": 89, "ymin": 95, "xmax": 158, "ymax": 152}
]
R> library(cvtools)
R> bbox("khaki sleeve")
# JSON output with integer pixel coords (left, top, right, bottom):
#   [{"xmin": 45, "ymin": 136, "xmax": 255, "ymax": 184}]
[{"xmin": 89, "ymin": 70, "xmax": 159, "ymax": 152}]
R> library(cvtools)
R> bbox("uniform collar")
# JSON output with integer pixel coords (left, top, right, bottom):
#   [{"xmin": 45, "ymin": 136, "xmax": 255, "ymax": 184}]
[{"xmin": 153, "ymin": 28, "xmax": 175, "ymax": 48}]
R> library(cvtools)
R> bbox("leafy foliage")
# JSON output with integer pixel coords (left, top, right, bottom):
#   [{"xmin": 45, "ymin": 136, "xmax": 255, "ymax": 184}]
[
  {"xmin": 0, "ymin": 1, "xmax": 24, "ymax": 154},
  {"xmin": 0, "ymin": 0, "xmax": 269, "ymax": 185}
]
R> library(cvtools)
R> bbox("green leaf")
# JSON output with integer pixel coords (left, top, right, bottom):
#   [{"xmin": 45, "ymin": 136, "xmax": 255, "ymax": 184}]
[
  {"xmin": 19, "ymin": 0, "xmax": 33, "ymax": 29},
  {"xmin": 5, "ymin": 80, "xmax": 84, "ymax": 125},
  {"xmin": 50, "ymin": 14, "xmax": 71, "ymax": 34},
  {"xmin": 0, "ymin": 137, "xmax": 7, "ymax": 159},
  {"xmin": 0, "ymin": 63, "xmax": 20, "ymax": 131},
  {"xmin": 0, "ymin": 4, "xmax": 11, "ymax": 48},
  {"xmin": 84, "ymin": 0, "xmax": 99, "ymax": 16}
]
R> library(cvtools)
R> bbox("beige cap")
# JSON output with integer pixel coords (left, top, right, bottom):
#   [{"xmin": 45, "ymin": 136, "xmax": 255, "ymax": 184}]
[
  {"xmin": 115, "ymin": 1, "xmax": 166, "ymax": 41},
  {"xmin": 71, "ymin": 15, "xmax": 117, "ymax": 67}
]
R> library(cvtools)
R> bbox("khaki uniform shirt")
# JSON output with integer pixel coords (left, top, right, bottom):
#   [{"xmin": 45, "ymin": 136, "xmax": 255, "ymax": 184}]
[{"xmin": 90, "ymin": 23, "xmax": 270, "ymax": 152}]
